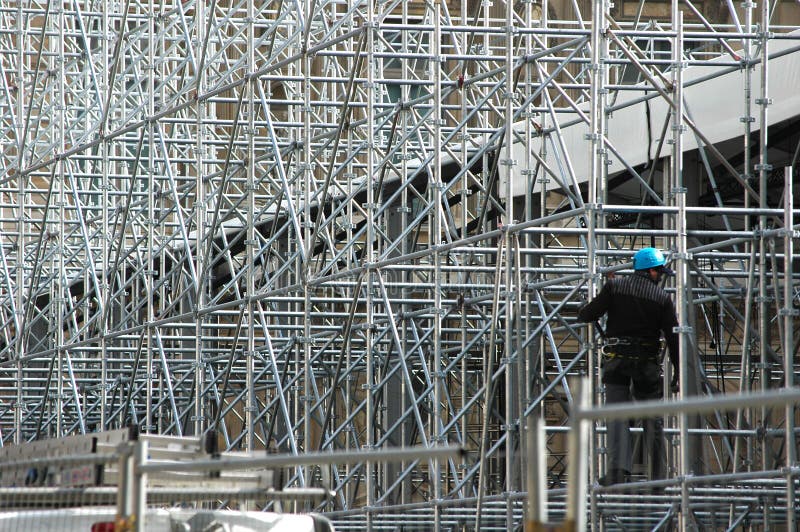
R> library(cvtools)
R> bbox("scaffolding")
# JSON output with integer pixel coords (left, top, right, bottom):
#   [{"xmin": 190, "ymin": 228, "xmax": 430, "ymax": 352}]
[{"xmin": 0, "ymin": 0, "xmax": 799, "ymax": 529}]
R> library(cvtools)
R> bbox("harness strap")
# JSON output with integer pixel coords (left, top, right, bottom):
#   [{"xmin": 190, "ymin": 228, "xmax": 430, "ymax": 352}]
[
  {"xmin": 604, "ymin": 336, "xmax": 660, "ymax": 348},
  {"xmin": 601, "ymin": 336, "xmax": 661, "ymax": 362},
  {"xmin": 602, "ymin": 351, "xmax": 660, "ymax": 363}
]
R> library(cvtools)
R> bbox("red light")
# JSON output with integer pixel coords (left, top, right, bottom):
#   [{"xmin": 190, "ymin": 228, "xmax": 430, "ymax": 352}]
[{"xmin": 91, "ymin": 522, "xmax": 116, "ymax": 532}]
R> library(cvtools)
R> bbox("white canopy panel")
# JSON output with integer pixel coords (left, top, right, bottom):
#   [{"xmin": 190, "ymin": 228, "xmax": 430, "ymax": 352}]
[{"xmin": 506, "ymin": 31, "xmax": 800, "ymax": 196}]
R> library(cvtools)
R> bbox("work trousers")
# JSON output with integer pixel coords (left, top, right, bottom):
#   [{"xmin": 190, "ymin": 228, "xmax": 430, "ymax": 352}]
[{"xmin": 602, "ymin": 356, "xmax": 666, "ymax": 479}]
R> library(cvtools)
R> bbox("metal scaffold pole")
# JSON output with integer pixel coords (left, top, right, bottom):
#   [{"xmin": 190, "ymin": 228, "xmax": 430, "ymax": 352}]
[
  {"xmin": 670, "ymin": 8, "xmax": 692, "ymax": 528},
  {"xmin": 0, "ymin": 0, "xmax": 798, "ymax": 529},
  {"xmin": 783, "ymin": 164, "xmax": 797, "ymax": 530}
]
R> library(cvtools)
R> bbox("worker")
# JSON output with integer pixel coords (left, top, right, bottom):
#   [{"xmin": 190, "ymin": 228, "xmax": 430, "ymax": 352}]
[{"xmin": 577, "ymin": 247, "xmax": 679, "ymax": 486}]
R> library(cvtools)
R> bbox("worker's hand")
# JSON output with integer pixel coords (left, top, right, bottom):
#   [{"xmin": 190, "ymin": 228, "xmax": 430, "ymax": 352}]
[{"xmin": 670, "ymin": 374, "xmax": 679, "ymax": 394}]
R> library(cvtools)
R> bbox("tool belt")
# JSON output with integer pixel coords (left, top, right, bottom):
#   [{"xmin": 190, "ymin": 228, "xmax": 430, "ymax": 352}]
[{"xmin": 601, "ymin": 336, "xmax": 661, "ymax": 362}]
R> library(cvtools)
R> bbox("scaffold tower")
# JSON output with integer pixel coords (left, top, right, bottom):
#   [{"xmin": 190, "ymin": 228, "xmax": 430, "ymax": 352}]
[{"xmin": 0, "ymin": 0, "xmax": 799, "ymax": 529}]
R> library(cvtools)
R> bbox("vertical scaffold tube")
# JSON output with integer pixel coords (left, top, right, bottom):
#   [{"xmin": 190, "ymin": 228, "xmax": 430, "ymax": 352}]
[
  {"xmin": 565, "ymin": 378, "xmax": 590, "ymax": 530},
  {"xmin": 731, "ymin": 3, "xmax": 757, "ymax": 515},
  {"xmin": 99, "ymin": 1, "xmax": 109, "ymax": 431},
  {"xmin": 670, "ymin": 7, "xmax": 692, "ymax": 529},
  {"xmin": 145, "ymin": 0, "xmax": 156, "ymax": 436},
  {"xmin": 588, "ymin": 2, "xmax": 607, "ymax": 521},
  {"xmin": 365, "ymin": 0, "xmax": 376, "ymax": 528},
  {"xmin": 783, "ymin": 166, "xmax": 796, "ymax": 528},
  {"xmin": 432, "ymin": 2, "xmax": 444, "ymax": 530},
  {"xmin": 757, "ymin": 9, "xmax": 771, "ymax": 527},
  {"xmin": 503, "ymin": 0, "xmax": 517, "ymax": 529},
  {"xmin": 245, "ymin": 0, "xmax": 256, "ymax": 456},
  {"xmin": 191, "ymin": 0, "xmax": 205, "ymax": 439},
  {"xmin": 12, "ymin": 0, "xmax": 25, "ymax": 447},
  {"xmin": 55, "ymin": 2, "xmax": 66, "ymax": 438}
]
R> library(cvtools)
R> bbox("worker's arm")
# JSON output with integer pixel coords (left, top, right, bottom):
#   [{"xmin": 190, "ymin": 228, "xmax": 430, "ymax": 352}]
[{"xmin": 577, "ymin": 282, "xmax": 612, "ymax": 322}]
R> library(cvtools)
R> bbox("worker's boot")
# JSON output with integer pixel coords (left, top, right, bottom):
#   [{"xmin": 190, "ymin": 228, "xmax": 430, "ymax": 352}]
[{"xmin": 598, "ymin": 468, "xmax": 631, "ymax": 486}]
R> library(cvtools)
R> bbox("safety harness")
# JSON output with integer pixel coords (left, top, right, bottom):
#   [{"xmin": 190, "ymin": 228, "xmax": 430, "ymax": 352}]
[{"xmin": 601, "ymin": 336, "xmax": 662, "ymax": 363}]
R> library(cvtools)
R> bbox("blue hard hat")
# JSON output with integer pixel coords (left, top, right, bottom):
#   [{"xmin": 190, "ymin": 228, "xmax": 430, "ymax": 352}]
[{"xmin": 633, "ymin": 247, "xmax": 666, "ymax": 270}]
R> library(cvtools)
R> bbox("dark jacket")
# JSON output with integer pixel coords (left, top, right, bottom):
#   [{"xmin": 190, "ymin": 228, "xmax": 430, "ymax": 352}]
[{"xmin": 577, "ymin": 271, "xmax": 679, "ymax": 369}]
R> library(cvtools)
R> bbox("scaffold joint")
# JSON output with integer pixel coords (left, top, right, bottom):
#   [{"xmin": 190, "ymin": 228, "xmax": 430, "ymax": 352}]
[
  {"xmin": 522, "ymin": 283, "xmax": 534, "ymax": 293},
  {"xmin": 297, "ymin": 336, "xmax": 318, "ymax": 346}
]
